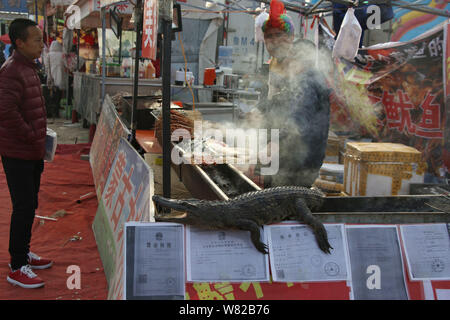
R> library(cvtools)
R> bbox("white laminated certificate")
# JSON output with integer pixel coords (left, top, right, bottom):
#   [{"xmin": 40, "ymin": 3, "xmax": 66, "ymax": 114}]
[
  {"xmin": 186, "ymin": 226, "xmax": 270, "ymax": 282},
  {"xmin": 400, "ymin": 224, "xmax": 450, "ymax": 281},
  {"xmin": 124, "ymin": 222, "xmax": 185, "ymax": 300},
  {"xmin": 267, "ymin": 223, "xmax": 349, "ymax": 282}
]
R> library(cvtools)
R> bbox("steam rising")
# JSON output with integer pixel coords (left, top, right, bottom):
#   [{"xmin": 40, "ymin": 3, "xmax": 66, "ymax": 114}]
[
  {"xmin": 180, "ymin": 40, "xmax": 379, "ymax": 188},
  {"xmin": 248, "ymin": 39, "xmax": 333, "ymax": 187}
]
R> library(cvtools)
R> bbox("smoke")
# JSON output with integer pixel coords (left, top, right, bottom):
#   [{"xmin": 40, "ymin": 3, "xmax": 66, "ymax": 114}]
[
  {"xmin": 185, "ymin": 119, "xmax": 279, "ymax": 175},
  {"xmin": 175, "ymin": 39, "xmax": 336, "ymax": 187},
  {"xmin": 240, "ymin": 39, "xmax": 333, "ymax": 187},
  {"xmin": 333, "ymin": 70, "xmax": 380, "ymax": 138},
  {"xmin": 175, "ymin": 39, "xmax": 380, "ymax": 188}
]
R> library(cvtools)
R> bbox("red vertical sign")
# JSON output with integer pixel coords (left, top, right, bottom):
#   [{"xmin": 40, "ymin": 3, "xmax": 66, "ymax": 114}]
[{"xmin": 142, "ymin": 0, "xmax": 158, "ymax": 60}]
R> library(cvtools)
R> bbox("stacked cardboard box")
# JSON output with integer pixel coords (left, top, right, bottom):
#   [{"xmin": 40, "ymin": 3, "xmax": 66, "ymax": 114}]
[{"xmin": 344, "ymin": 142, "xmax": 426, "ymax": 196}]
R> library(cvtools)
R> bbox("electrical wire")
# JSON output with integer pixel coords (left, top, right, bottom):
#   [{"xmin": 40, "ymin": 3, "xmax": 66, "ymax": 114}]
[
  {"xmin": 178, "ymin": 32, "xmax": 196, "ymax": 110},
  {"xmin": 180, "ymin": 2, "xmax": 247, "ymax": 14}
]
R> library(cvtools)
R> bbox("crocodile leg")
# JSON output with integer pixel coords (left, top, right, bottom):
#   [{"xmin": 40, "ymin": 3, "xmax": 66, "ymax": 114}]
[
  {"xmin": 235, "ymin": 219, "xmax": 268, "ymax": 254},
  {"xmin": 295, "ymin": 198, "xmax": 332, "ymax": 254}
]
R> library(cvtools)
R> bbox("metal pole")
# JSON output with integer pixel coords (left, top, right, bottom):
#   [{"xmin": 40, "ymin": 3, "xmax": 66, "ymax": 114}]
[
  {"xmin": 34, "ymin": 0, "xmax": 38, "ymax": 23},
  {"xmin": 43, "ymin": 3, "xmax": 46, "ymax": 42},
  {"xmin": 225, "ymin": 0, "xmax": 230, "ymax": 46},
  {"xmin": 119, "ymin": 29, "xmax": 122, "ymax": 64},
  {"xmin": 261, "ymin": 43, "xmax": 265, "ymax": 66},
  {"xmin": 305, "ymin": 0, "xmax": 325, "ymax": 16},
  {"xmin": 101, "ymin": 8, "xmax": 106, "ymax": 104},
  {"xmin": 255, "ymin": 41, "xmax": 259, "ymax": 73},
  {"xmin": 132, "ymin": 0, "xmax": 143, "ymax": 132},
  {"xmin": 66, "ymin": 69, "xmax": 70, "ymax": 119},
  {"xmin": 77, "ymin": 29, "xmax": 80, "ymax": 71},
  {"xmin": 161, "ymin": 0, "xmax": 173, "ymax": 199}
]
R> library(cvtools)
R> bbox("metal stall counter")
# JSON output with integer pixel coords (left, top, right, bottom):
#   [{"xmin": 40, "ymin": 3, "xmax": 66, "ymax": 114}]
[{"xmin": 73, "ymin": 72, "xmax": 162, "ymax": 126}]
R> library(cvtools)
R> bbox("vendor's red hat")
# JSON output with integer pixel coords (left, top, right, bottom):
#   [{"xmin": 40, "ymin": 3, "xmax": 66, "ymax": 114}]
[{"xmin": 262, "ymin": 0, "xmax": 294, "ymax": 36}]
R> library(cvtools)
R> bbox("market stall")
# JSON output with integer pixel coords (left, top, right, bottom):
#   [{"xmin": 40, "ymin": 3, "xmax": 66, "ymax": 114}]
[
  {"xmin": 86, "ymin": 0, "xmax": 450, "ymax": 302},
  {"xmin": 70, "ymin": 0, "xmax": 163, "ymax": 125},
  {"xmin": 90, "ymin": 95, "xmax": 450, "ymax": 301}
]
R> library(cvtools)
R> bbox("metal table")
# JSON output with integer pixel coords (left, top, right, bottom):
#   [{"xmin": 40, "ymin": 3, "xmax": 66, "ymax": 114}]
[{"xmin": 73, "ymin": 72, "xmax": 162, "ymax": 125}]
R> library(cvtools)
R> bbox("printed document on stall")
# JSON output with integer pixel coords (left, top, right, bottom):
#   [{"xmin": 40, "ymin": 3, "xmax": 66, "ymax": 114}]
[
  {"xmin": 267, "ymin": 223, "xmax": 349, "ymax": 282},
  {"xmin": 400, "ymin": 223, "xmax": 450, "ymax": 280},
  {"xmin": 124, "ymin": 222, "xmax": 185, "ymax": 300},
  {"xmin": 186, "ymin": 226, "xmax": 270, "ymax": 282}
]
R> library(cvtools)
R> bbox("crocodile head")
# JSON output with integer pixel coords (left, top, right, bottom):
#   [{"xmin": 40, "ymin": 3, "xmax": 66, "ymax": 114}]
[{"xmin": 153, "ymin": 195, "xmax": 203, "ymax": 214}]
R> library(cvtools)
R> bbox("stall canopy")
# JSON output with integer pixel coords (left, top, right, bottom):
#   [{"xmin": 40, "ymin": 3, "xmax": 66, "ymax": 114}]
[{"xmin": 69, "ymin": 0, "xmax": 133, "ymax": 29}]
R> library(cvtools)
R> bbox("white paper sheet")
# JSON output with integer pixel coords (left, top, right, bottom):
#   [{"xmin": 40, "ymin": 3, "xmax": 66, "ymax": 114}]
[
  {"xmin": 400, "ymin": 224, "xmax": 450, "ymax": 280},
  {"xmin": 186, "ymin": 226, "xmax": 270, "ymax": 282},
  {"xmin": 346, "ymin": 225, "xmax": 409, "ymax": 300},
  {"xmin": 124, "ymin": 222, "xmax": 185, "ymax": 299},
  {"xmin": 436, "ymin": 289, "xmax": 450, "ymax": 300},
  {"xmin": 267, "ymin": 223, "xmax": 349, "ymax": 282}
]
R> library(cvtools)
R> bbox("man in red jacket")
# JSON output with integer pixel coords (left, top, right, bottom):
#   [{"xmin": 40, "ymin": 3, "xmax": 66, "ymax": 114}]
[{"xmin": 0, "ymin": 19, "xmax": 53, "ymax": 289}]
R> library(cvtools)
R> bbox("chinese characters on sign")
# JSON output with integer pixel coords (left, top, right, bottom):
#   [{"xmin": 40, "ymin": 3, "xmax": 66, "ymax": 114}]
[
  {"xmin": 374, "ymin": 90, "xmax": 443, "ymax": 138},
  {"xmin": 331, "ymin": 26, "xmax": 447, "ymax": 177},
  {"xmin": 142, "ymin": 0, "xmax": 158, "ymax": 60},
  {"xmin": 93, "ymin": 137, "xmax": 154, "ymax": 300},
  {"xmin": 90, "ymin": 96, "xmax": 129, "ymax": 198}
]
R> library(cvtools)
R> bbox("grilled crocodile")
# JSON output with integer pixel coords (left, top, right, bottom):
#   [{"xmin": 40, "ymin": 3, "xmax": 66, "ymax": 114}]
[{"xmin": 153, "ymin": 186, "xmax": 332, "ymax": 254}]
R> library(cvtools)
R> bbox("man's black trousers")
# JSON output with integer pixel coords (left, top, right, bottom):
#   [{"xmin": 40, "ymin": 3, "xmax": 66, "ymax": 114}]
[{"xmin": 1, "ymin": 156, "xmax": 44, "ymax": 270}]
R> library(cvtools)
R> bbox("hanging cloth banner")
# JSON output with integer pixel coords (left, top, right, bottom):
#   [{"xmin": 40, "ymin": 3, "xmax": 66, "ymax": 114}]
[
  {"xmin": 142, "ymin": 0, "xmax": 158, "ymax": 60},
  {"xmin": 330, "ymin": 23, "xmax": 447, "ymax": 178}
]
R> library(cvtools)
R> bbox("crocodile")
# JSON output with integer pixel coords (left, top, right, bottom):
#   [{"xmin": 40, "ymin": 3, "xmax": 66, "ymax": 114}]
[{"xmin": 153, "ymin": 186, "xmax": 332, "ymax": 254}]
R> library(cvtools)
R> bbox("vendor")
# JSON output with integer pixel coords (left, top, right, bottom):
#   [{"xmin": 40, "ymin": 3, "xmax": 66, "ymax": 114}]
[{"xmin": 256, "ymin": 0, "xmax": 331, "ymax": 188}]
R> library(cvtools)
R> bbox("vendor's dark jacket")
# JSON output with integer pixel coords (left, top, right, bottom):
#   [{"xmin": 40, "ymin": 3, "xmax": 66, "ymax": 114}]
[
  {"xmin": 259, "ymin": 67, "xmax": 331, "ymax": 187},
  {"xmin": 0, "ymin": 50, "xmax": 47, "ymax": 160}
]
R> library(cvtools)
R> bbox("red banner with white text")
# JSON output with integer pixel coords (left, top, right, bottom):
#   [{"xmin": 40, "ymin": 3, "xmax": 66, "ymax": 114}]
[
  {"xmin": 142, "ymin": 0, "xmax": 158, "ymax": 60},
  {"xmin": 330, "ymin": 23, "xmax": 448, "ymax": 178}
]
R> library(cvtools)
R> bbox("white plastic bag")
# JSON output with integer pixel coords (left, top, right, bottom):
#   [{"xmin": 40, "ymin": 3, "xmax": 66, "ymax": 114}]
[
  {"xmin": 44, "ymin": 128, "xmax": 57, "ymax": 162},
  {"xmin": 332, "ymin": 8, "xmax": 362, "ymax": 61}
]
